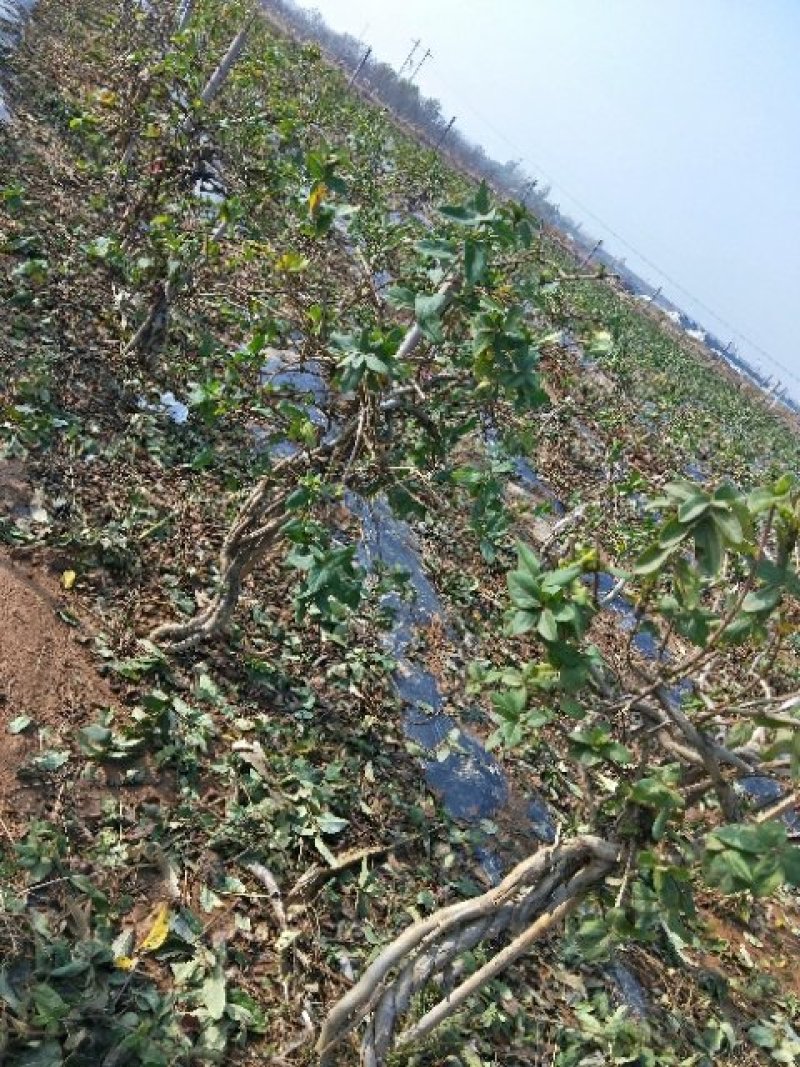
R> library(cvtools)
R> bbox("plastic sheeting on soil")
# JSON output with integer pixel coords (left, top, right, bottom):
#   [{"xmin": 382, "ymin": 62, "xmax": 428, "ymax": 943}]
[
  {"xmin": 263, "ymin": 348, "xmax": 558, "ymax": 836},
  {"xmin": 347, "ymin": 491, "xmax": 513, "ymax": 823},
  {"xmin": 0, "ymin": 0, "xmax": 35, "ymax": 122}
]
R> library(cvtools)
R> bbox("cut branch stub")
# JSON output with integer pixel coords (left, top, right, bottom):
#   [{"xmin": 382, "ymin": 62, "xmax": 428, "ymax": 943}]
[
  {"xmin": 198, "ymin": 13, "xmax": 258, "ymax": 109},
  {"xmin": 316, "ymin": 835, "xmax": 619, "ymax": 1066}
]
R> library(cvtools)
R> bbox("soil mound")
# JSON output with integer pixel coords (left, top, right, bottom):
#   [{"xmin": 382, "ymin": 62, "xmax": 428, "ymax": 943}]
[
  {"xmin": 0, "ymin": 553, "xmax": 119, "ymax": 833},
  {"xmin": 0, "ymin": 462, "xmax": 119, "ymax": 834}
]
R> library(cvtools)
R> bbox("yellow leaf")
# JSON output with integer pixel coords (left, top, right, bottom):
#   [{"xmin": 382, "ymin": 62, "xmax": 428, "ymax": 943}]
[
  {"xmin": 114, "ymin": 955, "xmax": 137, "ymax": 971},
  {"xmin": 62, "ymin": 570, "xmax": 77, "ymax": 590},
  {"xmin": 96, "ymin": 88, "xmax": 118, "ymax": 107},
  {"xmin": 138, "ymin": 903, "xmax": 171, "ymax": 952},
  {"xmin": 308, "ymin": 183, "xmax": 327, "ymax": 215},
  {"xmin": 275, "ymin": 252, "xmax": 309, "ymax": 273}
]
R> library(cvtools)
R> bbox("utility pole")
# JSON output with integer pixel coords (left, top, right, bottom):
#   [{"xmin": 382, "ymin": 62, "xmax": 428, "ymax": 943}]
[
  {"xmin": 409, "ymin": 48, "xmax": 432, "ymax": 84},
  {"xmin": 347, "ymin": 46, "xmax": 372, "ymax": 89},
  {"xmin": 399, "ymin": 38, "xmax": 421, "ymax": 77},
  {"xmin": 435, "ymin": 116, "xmax": 456, "ymax": 149},
  {"xmin": 579, "ymin": 239, "xmax": 602, "ymax": 269}
]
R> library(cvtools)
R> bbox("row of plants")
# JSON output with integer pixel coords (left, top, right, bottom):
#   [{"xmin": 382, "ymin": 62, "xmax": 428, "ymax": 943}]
[{"xmin": 1, "ymin": 0, "xmax": 799, "ymax": 1064}]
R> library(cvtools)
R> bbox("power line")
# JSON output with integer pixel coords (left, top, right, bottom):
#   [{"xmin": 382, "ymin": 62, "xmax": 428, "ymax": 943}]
[{"xmin": 418, "ymin": 66, "xmax": 800, "ymax": 390}]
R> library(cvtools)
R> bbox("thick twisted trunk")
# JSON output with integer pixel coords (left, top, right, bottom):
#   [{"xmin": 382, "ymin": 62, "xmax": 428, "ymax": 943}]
[{"xmin": 317, "ymin": 835, "xmax": 619, "ymax": 1066}]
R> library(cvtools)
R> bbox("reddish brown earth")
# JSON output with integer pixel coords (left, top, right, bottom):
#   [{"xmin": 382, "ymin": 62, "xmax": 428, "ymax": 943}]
[{"xmin": 0, "ymin": 463, "xmax": 119, "ymax": 835}]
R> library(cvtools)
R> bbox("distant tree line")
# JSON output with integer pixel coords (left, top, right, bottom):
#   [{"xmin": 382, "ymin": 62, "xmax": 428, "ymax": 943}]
[{"xmin": 262, "ymin": 0, "xmax": 581, "ymax": 228}]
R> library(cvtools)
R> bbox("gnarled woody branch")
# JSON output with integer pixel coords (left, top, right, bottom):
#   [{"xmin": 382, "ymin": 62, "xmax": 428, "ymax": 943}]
[
  {"xmin": 119, "ymin": 9, "xmax": 257, "ymax": 189},
  {"xmin": 316, "ymin": 835, "xmax": 619, "ymax": 1066},
  {"xmin": 392, "ymin": 855, "xmax": 612, "ymax": 1055},
  {"xmin": 149, "ymin": 278, "xmax": 460, "ymax": 649},
  {"xmin": 126, "ymin": 220, "xmax": 228, "ymax": 363},
  {"xmin": 149, "ymin": 409, "xmax": 360, "ymax": 649}
]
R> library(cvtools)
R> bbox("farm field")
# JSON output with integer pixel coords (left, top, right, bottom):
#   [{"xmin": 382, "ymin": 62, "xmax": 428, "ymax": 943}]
[{"xmin": 1, "ymin": 1, "xmax": 800, "ymax": 1064}]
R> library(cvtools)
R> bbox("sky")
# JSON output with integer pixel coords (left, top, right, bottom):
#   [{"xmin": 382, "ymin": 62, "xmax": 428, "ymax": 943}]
[{"xmin": 295, "ymin": 0, "xmax": 800, "ymax": 403}]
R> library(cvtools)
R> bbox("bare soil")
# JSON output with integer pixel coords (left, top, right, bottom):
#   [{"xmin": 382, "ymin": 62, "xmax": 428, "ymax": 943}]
[{"xmin": 0, "ymin": 463, "xmax": 119, "ymax": 835}]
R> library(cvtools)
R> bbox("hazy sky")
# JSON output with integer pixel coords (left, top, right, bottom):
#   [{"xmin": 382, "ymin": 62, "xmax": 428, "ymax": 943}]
[{"xmin": 297, "ymin": 0, "xmax": 800, "ymax": 402}]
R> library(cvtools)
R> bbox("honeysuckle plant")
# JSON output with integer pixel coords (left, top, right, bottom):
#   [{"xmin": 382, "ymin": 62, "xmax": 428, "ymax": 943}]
[
  {"xmin": 477, "ymin": 472, "xmax": 800, "ymax": 955},
  {"xmin": 149, "ymin": 182, "xmax": 551, "ymax": 647}
]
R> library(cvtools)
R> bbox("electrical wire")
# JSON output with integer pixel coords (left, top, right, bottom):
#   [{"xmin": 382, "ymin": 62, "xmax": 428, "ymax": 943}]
[{"xmin": 420, "ymin": 66, "xmax": 800, "ymax": 393}]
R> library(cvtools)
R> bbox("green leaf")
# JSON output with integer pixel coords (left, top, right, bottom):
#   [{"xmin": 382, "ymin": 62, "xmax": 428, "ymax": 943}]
[
  {"xmin": 652, "ymin": 808, "xmax": 671, "ymax": 840},
  {"xmin": 464, "ymin": 239, "xmax": 488, "ymax": 285},
  {"xmin": 385, "ymin": 285, "xmax": 415, "ymax": 309},
  {"xmin": 726, "ymin": 720, "xmax": 756, "ymax": 748},
  {"xmin": 677, "ymin": 494, "xmax": 710, "ymax": 523},
  {"xmin": 201, "ymin": 968, "xmax": 227, "ymax": 1021},
  {"xmin": 316, "ymin": 812, "xmax": 349, "ymax": 835},
  {"xmin": 31, "ymin": 982, "xmax": 70, "ymax": 1024},
  {"xmin": 516, "ymin": 542, "xmax": 541, "ymax": 576},
  {"xmin": 633, "ymin": 543, "xmax": 675, "ymax": 575},
  {"xmin": 757, "ymin": 559, "xmax": 800, "ymax": 598},
  {"xmin": 10, "ymin": 1039, "xmax": 64, "ymax": 1066},
  {"xmin": 32, "ymin": 750, "xmax": 70, "ymax": 772},
  {"xmin": 588, "ymin": 330, "xmax": 613, "ymax": 355},
  {"xmin": 742, "ymin": 586, "xmax": 783, "ymax": 614},
  {"xmin": 748, "ymin": 1024, "xmax": 778, "ymax": 1050},
  {"xmin": 507, "ymin": 571, "xmax": 541, "ymax": 608},
  {"xmin": 414, "ymin": 291, "xmax": 450, "ymax": 343},
  {"xmin": 750, "ymin": 855, "xmax": 785, "ymax": 897},
  {"xmin": 77, "ymin": 723, "xmax": 112, "ymax": 756},
  {"xmin": 705, "ymin": 849, "xmax": 755, "ymax": 892},
  {"xmin": 314, "ymin": 836, "xmax": 338, "ymax": 866},
  {"xmin": 386, "ymin": 483, "xmax": 427, "ymax": 520},
  {"xmin": 712, "ymin": 822, "xmax": 786, "ymax": 854},
  {"xmin": 559, "ymin": 696, "xmax": 586, "ymax": 720},
  {"xmin": 694, "ymin": 522, "xmax": 723, "ymax": 576},
  {"xmin": 662, "ymin": 481, "xmax": 697, "ymax": 504},
  {"xmin": 49, "ymin": 959, "xmax": 90, "ymax": 979},
  {"xmin": 782, "ymin": 846, "xmax": 800, "ymax": 886},
  {"xmin": 416, "ymin": 238, "xmax": 458, "ymax": 261},
  {"xmin": 710, "ymin": 507, "xmax": 743, "ymax": 545},
  {"xmin": 438, "ymin": 204, "xmax": 475, "ymax": 223},
  {"xmin": 631, "ymin": 775, "xmax": 684, "ymax": 811},
  {"xmin": 365, "ymin": 353, "xmax": 390, "ymax": 375},
  {"xmin": 540, "ymin": 564, "xmax": 583, "ymax": 591},
  {"xmin": 509, "ymin": 610, "xmax": 534, "ymax": 636},
  {"xmin": 491, "ymin": 688, "xmax": 527, "ymax": 720},
  {"xmin": 474, "ymin": 181, "xmax": 491, "ymax": 214},
  {"xmin": 537, "ymin": 608, "xmax": 558, "ymax": 642},
  {"xmin": 658, "ymin": 517, "xmax": 690, "ymax": 548},
  {"xmin": 606, "ymin": 741, "xmax": 633, "ymax": 765}
]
